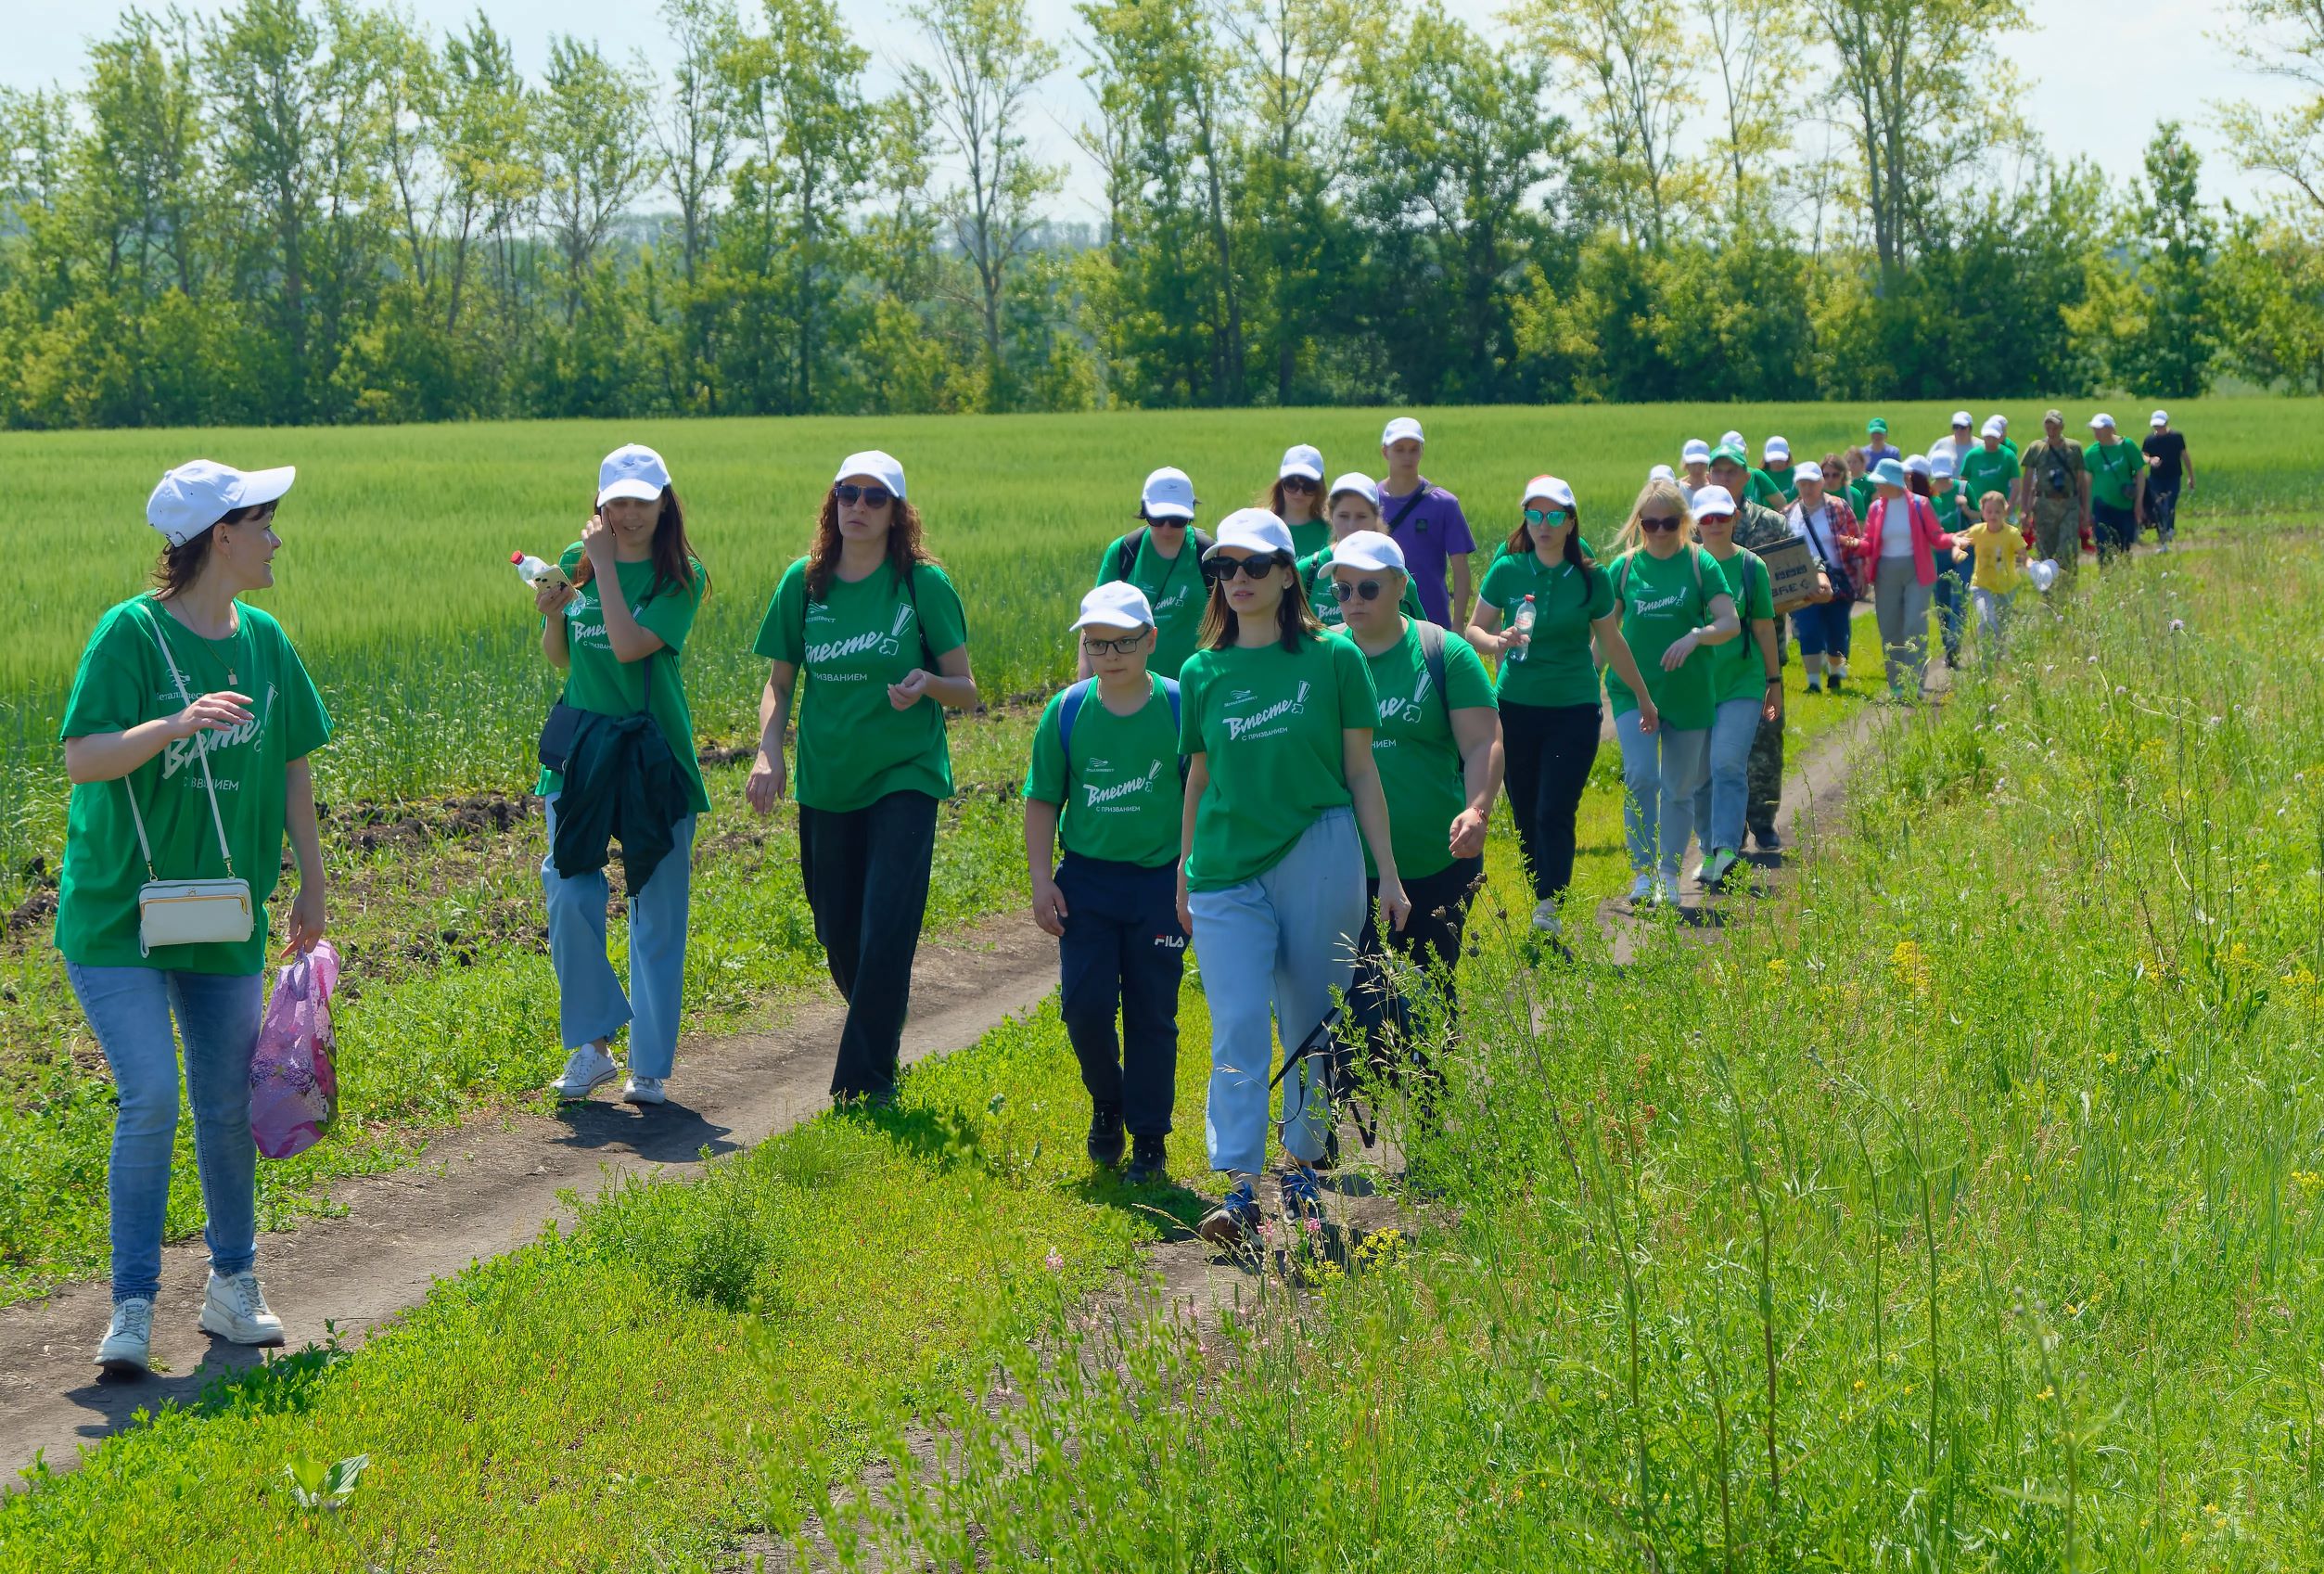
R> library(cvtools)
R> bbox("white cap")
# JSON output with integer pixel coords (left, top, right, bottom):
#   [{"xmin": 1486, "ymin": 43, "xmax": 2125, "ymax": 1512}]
[
  {"xmin": 1140, "ymin": 466, "xmax": 1196, "ymax": 520},
  {"xmin": 1073, "ymin": 581, "xmax": 1156, "ymax": 632},
  {"xmin": 1277, "ymin": 443, "xmax": 1324, "ymax": 482},
  {"xmin": 2027, "ymin": 558, "xmax": 2062, "ymax": 593},
  {"xmin": 1691, "ymin": 484, "xmax": 1737, "ymax": 518},
  {"xmin": 835, "ymin": 449, "xmax": 906, "ymax": 500},
  {"xmin": 1326, "ymin": 472, "xmax": 1380, "ymax": 509},
  {"xmin": 146, "ymin": 459, "xmax": 297, "ymax": 548},
  {"xmin": 1719, "ymin": 429, "xmax": 1745, "ymax": 452},
  {"xmin": 1930, "ymin": 450, "xmax": 1958, "ymax": 480},
  {"xmin": 1325, "ymin": 530, "xmax": 1408, "ymax": 575},
  {"xmin": 1681, "ymin": 439, "xmax": 1711, "ymax": 465},
  {"xmin": 1381, "ymin": 416, "xmax": 1424, "ymax": 447},
  {"xmin": 2089, "ymin": 412, "xmax": 2116, "ymax": 430},
  {"xmin": 1523, "ymin": 474, "xmax": 1575, "ymax": 509},
  {"xmin": 1980, "ymin": 417, "xmax": 2006, "ymax": 439},
  {"xmin": 1951, "ymin": 409, "xmax": 1973, "ymax": 428},
  {"xmin": 598, "ymin": 443, "xmax": 672, "ymax": 506},
  {"xmin": 1764, "ymin": 435, "xmax": 1791, "ymax": 464},
  {"xmin": 1994, "ymin": 414, "xmax": 2011, "ymax": 430},
  {"xmin": 2150, "ymin": 409, "xmax": 2168, "ymax": 427},
  {"xmin": 1904, "ymin": 454, "xmax": 1932, "ymax": 478},
  {"xmin": 1649, "ymin": 464, "xmax": 1676, "ymax": 482},
  {"xmin": 1206, "ymin": 507, "xmax": 1295, "ymax": 559},
  {"xmin": 1794, "ymin": 461, "xmax": 1825, "ymax": 486}
]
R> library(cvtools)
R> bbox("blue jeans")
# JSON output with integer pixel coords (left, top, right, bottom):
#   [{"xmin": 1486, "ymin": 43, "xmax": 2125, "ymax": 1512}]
[
  {"xmin": 1930, "ymin": 557, "xmax": 1970, "ymax": 660},
  {"xmin": 1790, "ymin": 598, "xmax": 1853, "ymax": 662},
  {"xmin": 67, "ymin": 963, "xmax": 264, "ymax": 1305},
  {"xmin": 1691, "ymin": 697, "xmax": 1763, "ymax": 857},
  {"xmin": 1189, "ymin": 808, "xmax": 1365, "ymax": 1177},
  {"xmin": 1614, "ymin": 710, "xmax": 1710, "ymax": 878},
  {"xmin": 542, "ymin": 794, "xmax": 697, "ymax": 1079}
]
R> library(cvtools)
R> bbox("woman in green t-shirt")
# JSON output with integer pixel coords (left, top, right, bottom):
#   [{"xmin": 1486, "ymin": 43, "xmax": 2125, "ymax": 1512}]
[
  {"xmin": 535, "ymin": 444, "xmax": 709, "ymax": 1110},
  {"xmin": 1090, "ymin": 467, "xmax": 1206, "ymax": 679},
  {"xmin": 59, "ymin": 459, "xmax": 333, "ymax": 1376},
  {"xmin": 1466, "ymin": 476, "xmax": 1657, "ymax": 941},
  {"xmin": 1176, "ymin": 509, "xmax": 1403, "ymax": 1247},
  {"xmin": 1296, "ymin": 474, "xmax": 1425, "ymax": 629},
  {"xmin": 1684, "ymin": 489, "xmax": 1781, "ymax": 892},
  {"xmin": 1268, "ymin": 442, "xmax": 1332, "ymax": 560},
  {"xmin": 1603, "ymin": 479, "xmax": 1742, "ymax": 907},
  {"xmin": 747, "ymin": 451, "xmax": 978, "ymax": 1106}
]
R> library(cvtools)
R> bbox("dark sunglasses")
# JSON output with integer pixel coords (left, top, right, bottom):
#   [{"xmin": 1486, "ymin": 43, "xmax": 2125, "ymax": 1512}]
[
  {"xmin": 1206, "ymin": 552, "xmax": 1288, "ymax": 582},
  {"xmin": 1144, "ymin": 514, "xmax": 1190, "ymax": 527},
  {"xmin": 832, "ymin": 483, "xmax": 893, "ymax": 508},
  {"xmin": 1524, "ymin": 507, "xmax": 1569, "ymax": 527},
  {"xmin": 1639, "ymin": 514, "xmax": 1685, "ymax": 533},
  {"xmin": 1281, "ymin": 475, "xmax": 1321, "ymax": 493},
  {"xmin": 1081, "ymin": 629, "xmax": 1150, "ymax": 656},
  {"xmin": 1331, "ymin": 579, "xmax": 1389, "ymax": 604}
]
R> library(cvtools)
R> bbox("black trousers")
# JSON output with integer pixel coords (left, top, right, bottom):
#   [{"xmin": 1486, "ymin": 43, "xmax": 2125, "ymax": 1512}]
[
  {"xmin": 1354, "ymin": 856, "xmax": 1484, "ymax": 1077},
  {"xmin": 1499, "ymin": 700, "xmax": 1603, "ymax": 902},
  {"xmin": 1054, "ymin": 852, "xmax": 1186, "ymax": 1136},
  {"xmin": 798, "ymin": 789, "xmax": 938, "ymax": 1100}
]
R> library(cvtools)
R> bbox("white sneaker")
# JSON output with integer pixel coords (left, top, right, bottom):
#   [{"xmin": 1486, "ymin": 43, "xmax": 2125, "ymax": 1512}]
[
  {"xmin": 621, "ymin": 1074, "xmax": 666, "ymax": 1106},
  {"xmin": 549, "ymin": 1043, "xmax": 618, "ymax": 1100},
  {"xmin": 199, "ymin": 1271, "xmax": 286, "ymax": 1347},
  {"xmin": 1530, "ymin": 901, "xmax": 1561, "ymax": 935},
  {"xmin": 1698, "ymin": 849, "xmax": 1741, "ymax": 889},
  {"xmin": 1627, "ymin": 874, "xmax": 1656, "ymax": 907},
  {"xmin": 96, "ymin": 1297, "xmax": 154, "ymax": 1375}
]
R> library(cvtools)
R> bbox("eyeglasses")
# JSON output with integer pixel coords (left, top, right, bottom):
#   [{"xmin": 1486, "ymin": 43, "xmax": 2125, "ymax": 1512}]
[
  {"xmin": 1331, "ymin": 579, "xmax": 1389, "ymax": 604},
  {"xmin": 832, "ymin": 483, "xmax": 893, "ymax": 508},
  {"xmin": 1639, "ymin": 514, "xmax": 1685, "ymax": 533},
  {"xmin": 1524, "ymin": 507, "xmax": 1569, "ymax": 528},
  {"xmin": 1281, "ymin": 475, "xmax": 1320, "ymax": 493},
  {"xmin": 1081, "ymin": 630, "xmax": 1150, "ymax": 656},
  {"xmin": 1206, "ymin": 553, "xmax": 1287, "ymax": 582}
]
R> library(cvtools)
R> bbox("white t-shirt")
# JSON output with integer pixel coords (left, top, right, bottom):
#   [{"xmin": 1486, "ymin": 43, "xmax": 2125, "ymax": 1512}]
[
  {"xmin": 1879, "ymin": 499, "xmax": 1917, "ymax": 558},
  {"xmin": 1930, "ymin": 435, "xmax": 1974, "ymax": 471}
]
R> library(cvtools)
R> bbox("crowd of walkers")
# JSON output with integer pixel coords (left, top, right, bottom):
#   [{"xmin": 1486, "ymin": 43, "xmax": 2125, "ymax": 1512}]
[{"xmin": 54, "ymin": 406, "xmax": 2195, "ymax": 1367}]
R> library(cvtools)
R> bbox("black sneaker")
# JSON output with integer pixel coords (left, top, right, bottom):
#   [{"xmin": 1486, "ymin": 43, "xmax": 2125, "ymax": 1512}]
[
  {"xmin": 1125, "ymin": 1133, "xmax": 1168, "ymax": 1185},
  {"xmin": 1086, "ymin": 1104, "xmax": 1126, "ymax": 1169},
  {"xmin": 1750, "ymin": 826, "xmax": 1783, "ymax": 852},
  {"xmin": 1197, "ymin": 1178, "xmax": 1262, "ymax": 1246}
]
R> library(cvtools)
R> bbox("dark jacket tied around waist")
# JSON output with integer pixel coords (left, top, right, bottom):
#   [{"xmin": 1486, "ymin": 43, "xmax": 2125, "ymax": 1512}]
[{"xmin": 553, "ymin": 710, "xmax": 689, "ymax": 890}]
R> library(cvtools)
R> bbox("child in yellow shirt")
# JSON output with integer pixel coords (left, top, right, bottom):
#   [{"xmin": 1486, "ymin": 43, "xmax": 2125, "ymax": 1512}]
[{"xmin": 1952, "ymin": 491, "xmax": 2026, "ymax": 661}]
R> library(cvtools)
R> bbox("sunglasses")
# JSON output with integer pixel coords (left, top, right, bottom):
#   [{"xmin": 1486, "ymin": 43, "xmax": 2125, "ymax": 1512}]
[
  {"xmin": 1524, "ymin": 507, "xmax": 1569, "ymax": 527},
  {"xmin": 1145, "ymin": 515, "xmax": 1189, "ymax": 527},
  {"xmin": 1281, "ymin": 475, "xmax": 1320, "ymax": 493},
  {"xmin": 1081, "ymin": 630, "xmax": 1150, "ymax": 656},
  {"xmin": 832, "ymin": 482, "xmax": 894, "ymax": 508},
  {"xmin": 1639, "ymin": 514, "xmax": 1685, "ymax": 533},
  {"xmin": 1331, "ymin": 579, "xmax": 1390, "ymax": 604},
  {"xmin": 1207, "ymin": 553, "xmax": 1287, "ymax": 582},
  {"xmin": 1696, "ymin": 512, "xmax": 1735, "ymax": 527}
]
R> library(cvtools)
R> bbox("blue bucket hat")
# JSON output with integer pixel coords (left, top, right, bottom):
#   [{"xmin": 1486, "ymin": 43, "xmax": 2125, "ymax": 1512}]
[{"xmin": 1871, "ymin": 457, "xmax": 1908, "ymax": 489}]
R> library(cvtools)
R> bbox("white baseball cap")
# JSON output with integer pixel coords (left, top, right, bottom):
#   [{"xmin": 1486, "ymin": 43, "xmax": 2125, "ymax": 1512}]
[
  {"xmin": 1381, "ymin": 416, "xmax": 1424, "ymax": 447},
  {"xmin": 1764, "ymin": 435, "xmax": 1791, "ymax": 464},
  {"xmin": 1325, "ymin": 530, "xmax": 1408, "ymax": 575},
  {"xmin": 1278, "ymin": 443, "xmax": 1324, "ymax": 482},
  {"xmin": 2151, "ymin": 409, "xmax": 2169, "ymax": 428},
  {"xmin": 1681, "ymin": 439, "xmax": 1711, "ymax": 465},
  {"xmin": 146, "ymin": 459, "xmax": 297, "ymax": 548},
  {"xmin": 1980, "ymin": 417, "xmax": 2006, "ymax": 439},
  {"xmin": 1719, "ymin": 429, "xmax": 1745, "ymax": 452},
  {"xmin": 2088, "ymin": 413, "xmax": 2116, "ymax": 430},
  {"xmin": 1649, "ymin": 464, "xmax": 1677, "ymax": 482},
  {"xmin": 1141, "ymin": 466, "xmax": 1196, "ymax": 520},
  {"xmin": 1073, "ymin": 581, "xmax": 1156, "ymax": 632},
  {"xmin": 1327, "ymin": 472, "xmax": 1380, "ymax": 509},
  {"xmin": 1523, "ymin": 474, "xmax": 1575, "ymax": 509},
  {"xmin": 1904, "ymin": 454, "xmax": 1932, "ymax": 478},
  {"xmin": 1994, "ymin": 414, "xmax": 2011, "ymax": 430},
  {"xmin": 1951, "ymin": 409, "xmax": 1973, "ymax": 428},
  {"xmin": 834, "ymin": 449, "xmax": 906, "ymax": 500},
  {"xmin": 1794, "ymin": 461, "xmax": 1825, "ymax": 486},
  {"xmin": 1205, "ymin": 507, "xmax": 1295, "ymax": 559},
  {"xmin": 598, "ymin": 443, "xmax": 672, "ymax": 506},
  {"xmin": 1930, "ymin": 450, "xmax": 1958, "ymax": 480},
  {"xmin": 1690, "ymin": 484, "xmax": 1737, "ymax": 518}
]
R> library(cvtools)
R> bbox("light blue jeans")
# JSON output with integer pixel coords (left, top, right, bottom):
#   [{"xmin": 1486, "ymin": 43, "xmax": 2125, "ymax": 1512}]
[
  {"xmin": 67, "ymin": 962, "xmax": 264, "ymax": 1305},
  {"xmin": 1692, "ymin": 697, "xmax": 1765, "ymax": 859},
  {"xmin": 1614, "ymin": 710, "xmax": 1710, "ymax": 878},
  {"xmin": 541, "ymin": 795, "xmax": 697, "ymax": 1079},
  {"xmin": 1189, "ymin": 808, "xmax": 1365, "ymax": 1177}
]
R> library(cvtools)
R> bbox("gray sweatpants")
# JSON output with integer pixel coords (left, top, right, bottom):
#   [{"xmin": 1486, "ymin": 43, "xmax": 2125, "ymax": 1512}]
[{"xmin": 1874, "ymin": 556, "xmax": 1932, "ymax": 697}]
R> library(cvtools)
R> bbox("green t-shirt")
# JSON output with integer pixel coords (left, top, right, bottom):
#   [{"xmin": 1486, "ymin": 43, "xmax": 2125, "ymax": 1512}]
[
  {"xmin": 753, "ymin": 557, "xmax": 970, "ymax": 813},
  {"xmin": 1702, "ymin": 548, "xmax": 1774, "ymax": 707},
  {"xmin": 1022, "ymin": 674, "xmax": 1182, "ymax": 869},
  {"xmin": 1748, "ymin": 468, "xmax": 1790, "ymax": 511},
  {"xmin": 2086, "ymin": 440, "xmax": 2146, "ymax": 509},
  {"xmin": 1846, "ymin": 476, "xmax": 1877, "ymax": 518},
  {"xmin": 1958, "ymin": 445, "xmax": 2020, "ymax": 512},
  {"xmin": 56, "ymin": 595, "xmax": 333, "ymax": 975},
  {"xmin": 1094, "ymin": 530, "xmax": 1207, "ymax": 678},
  {"xmin": 1299, "ymin": 547, "xmax": 1424, "ymax": 630},
  {"xmin": 1286, "ymin": 518, "xmax": 1331, "ymax": 561},
  {"xmin": 1604, "ymin": 545, "xmax": 1734, "ymax": 732},
  {"xmin": 1178, "ymin": 633, "xmax": 1379, "ymax": 891},
  {"xmin": 540, "ymin": 546, "xmax": 709, "ymax": 815},
  {"xmin": 1475, "ymin": 550, "xmax": 1614, "ymax": 710},
  {"xmin": 1339, "ymin": 622, "xmax": 1495, "ymax": 880}
]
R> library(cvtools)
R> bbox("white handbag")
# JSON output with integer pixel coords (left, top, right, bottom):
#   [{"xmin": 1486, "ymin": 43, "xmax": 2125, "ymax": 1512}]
[{"xmin": 128, "ymin": 608, "xmax": 254, "ymax": 956}]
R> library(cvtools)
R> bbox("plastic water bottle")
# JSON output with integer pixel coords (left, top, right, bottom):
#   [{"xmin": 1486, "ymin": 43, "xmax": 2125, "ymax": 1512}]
[
  {"xmin": 511, "ymin": 551, "xmax": 572, "ymax": 594},
  {"xmin": 1507, "ymin": 595, "xmax": 1538, "ymax": 662}
]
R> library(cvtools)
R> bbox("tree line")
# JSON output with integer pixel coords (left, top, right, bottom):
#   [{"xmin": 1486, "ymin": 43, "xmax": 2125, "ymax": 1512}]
[{"xmin": 0, "ymin": 0, "xmax": 2319, "ymax": 431}]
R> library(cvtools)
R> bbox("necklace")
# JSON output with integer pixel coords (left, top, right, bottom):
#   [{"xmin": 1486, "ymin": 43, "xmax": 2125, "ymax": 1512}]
[{"xmin": 160, "ymin": 605, "xmax": 246, "ymax": 688}]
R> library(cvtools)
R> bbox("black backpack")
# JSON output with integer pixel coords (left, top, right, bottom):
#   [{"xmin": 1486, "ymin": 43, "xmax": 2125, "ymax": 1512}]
[{"xmin": 1114, "ymin": 525, "xmax": 1215, "ymax": 583}]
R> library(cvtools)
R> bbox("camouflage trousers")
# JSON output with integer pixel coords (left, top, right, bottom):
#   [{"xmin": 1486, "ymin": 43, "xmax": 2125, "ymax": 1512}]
[
  {"xmin": 2031, "ymin": 499, "xmax": 2080, "ymax": 581},
  {"xmin": 1746, "ymin": 712, "xmax": 1783, "ymax": 838}
]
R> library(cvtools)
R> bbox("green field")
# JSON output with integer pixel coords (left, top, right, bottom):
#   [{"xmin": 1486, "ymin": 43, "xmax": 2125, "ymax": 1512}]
[{"xmin": 6, "ymin": 398, "xmax": 2314, "ymax": 871}]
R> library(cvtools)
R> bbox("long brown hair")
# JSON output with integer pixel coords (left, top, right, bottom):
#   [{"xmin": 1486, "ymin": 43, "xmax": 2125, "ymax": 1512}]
[
  {"xmin": 573, "ymin": 487, "xmax": 709, "ymax": 605},
  {"xmin": 1262, "ymin": 478, "xmax": 1322, "ymax": 523},
  {"xmin": 1196, "ymin": 555, "xmax": 1322, "ymax": 652},
  {"xmin": 152, "ymin": 501, "xmax": 272, "ymax": 598},
  {"xmin": 1505, "ymin": 500, "xmax": 1588, "ymax": 569},
  {"xmin": 806, "ymin": 489, "xmax": 937, "ymax": 602}
]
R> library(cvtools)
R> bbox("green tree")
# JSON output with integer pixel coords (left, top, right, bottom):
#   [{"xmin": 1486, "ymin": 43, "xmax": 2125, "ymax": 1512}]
[
  {"xmin": 1513, "ymin": 0, "xmax": 1697, "ymax": 249},
  {"xmin": 538, "ymin": 35, "xmax": 651, "ymax": 326}
]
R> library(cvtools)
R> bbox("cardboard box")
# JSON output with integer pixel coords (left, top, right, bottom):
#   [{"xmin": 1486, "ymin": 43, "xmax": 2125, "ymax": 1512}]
[{"xmin": 1758, "ymin": 534, "xmax": 1824, "ymax": 614}]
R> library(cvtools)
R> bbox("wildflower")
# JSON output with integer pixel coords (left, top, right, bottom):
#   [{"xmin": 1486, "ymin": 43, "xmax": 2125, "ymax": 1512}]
[
  {"xmin": 2169, "ymin": 619, "xmax": 2184, "ymax": 633},
  {"xmin": 2037, "ymin": 1385, "xmax": 2055, "ymax": 1401},
  {"xmin": 1044, "ymin": 1248, "xmax": 1064, "ymax": 1273},
  {"xmin": 1304, "ymin": 1216, "xmax": 1323, "ymax": 1237}
]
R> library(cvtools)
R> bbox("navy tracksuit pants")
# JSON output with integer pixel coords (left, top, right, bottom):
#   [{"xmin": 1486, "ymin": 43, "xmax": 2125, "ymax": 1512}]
[{"xmin": 1054, "ymin": 852, "xmax": 1186, "ymax": 1137}]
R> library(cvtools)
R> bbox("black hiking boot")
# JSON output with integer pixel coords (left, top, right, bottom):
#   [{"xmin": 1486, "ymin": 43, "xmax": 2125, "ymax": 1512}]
[
  {"xmin": 1125, "ymin": 1133, "xmax": 1168, "ymax": 1186},
  {"xmin": 1086, "ymin": 1104, "xmax": 1126, "ymax": 1169}
]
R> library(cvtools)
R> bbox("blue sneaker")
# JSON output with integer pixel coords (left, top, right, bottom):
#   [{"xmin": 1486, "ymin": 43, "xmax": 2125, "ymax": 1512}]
[
  {"xmin": 1197, "ymin": 1178, "xmax": 1262, "ymax": 1246},
  {"xmin": 1280, "ymin": 1164, "xmax": 1325, "ymax": 1222}
]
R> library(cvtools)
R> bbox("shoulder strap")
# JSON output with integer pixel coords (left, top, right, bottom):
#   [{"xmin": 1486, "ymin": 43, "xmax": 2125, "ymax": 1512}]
[
  {"xmin": 1114, "ymin": 528, "xmax": 1147, "ymax": 583},
  {"xmin": 1056, "ymin": 677, "xmax": 1097, "ymax": 762},
  {"xmin": 1158, "ymin": 673, "xmax": 1181, "ymax": 732},
  {"xmin": 1414, "ymin": 620, "xmax": 1449, "ymax": 728},
  {"xmin": 1385, "ymin": 482, "xmax": 1429, "ymax": 532},
  {"xmin": 132, "ymin": 603, "xmax": 237, "ymax": 880}
]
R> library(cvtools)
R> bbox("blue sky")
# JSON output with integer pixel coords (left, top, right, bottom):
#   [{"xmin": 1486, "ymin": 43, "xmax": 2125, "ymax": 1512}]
[{"xmin": 9, "ymin": 0, "xmax": 2305, "ymax": 219}]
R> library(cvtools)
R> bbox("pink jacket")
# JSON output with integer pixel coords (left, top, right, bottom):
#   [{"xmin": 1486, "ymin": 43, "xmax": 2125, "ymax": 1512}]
[{"xmin": 1860, "ymin": 494, "xmax": 1956, "ymax": 588}]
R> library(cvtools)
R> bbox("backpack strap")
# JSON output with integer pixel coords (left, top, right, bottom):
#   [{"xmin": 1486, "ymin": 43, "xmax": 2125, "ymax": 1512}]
[
  {"xmin": 1414, "ymin": 620, "xmax": 1450, "ymax": 729},
  {"xmin": 1113, "ymin": 528, "xmax": 1147, "ymax": 584},
  {"xmin": 1056, "ymin": 676, "xmax": 1097, "ymax": 761}
]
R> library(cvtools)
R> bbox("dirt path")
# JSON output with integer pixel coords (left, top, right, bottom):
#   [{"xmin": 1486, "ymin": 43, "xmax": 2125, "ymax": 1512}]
[{"xmin": 0, "ymin": 915, "xmax": 1062, "ymax": 1484}]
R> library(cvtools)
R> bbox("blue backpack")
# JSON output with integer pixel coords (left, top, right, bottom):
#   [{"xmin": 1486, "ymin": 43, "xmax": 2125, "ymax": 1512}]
[{"xmin": 1057, "ymin": 675, "xmax": 1184, "ymax": 781}]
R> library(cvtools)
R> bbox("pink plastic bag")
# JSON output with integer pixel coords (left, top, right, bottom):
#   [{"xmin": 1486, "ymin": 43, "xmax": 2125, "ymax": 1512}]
[{"xmin": 250, "ymin": 941, "xmax": 340, "ymax": 1160}]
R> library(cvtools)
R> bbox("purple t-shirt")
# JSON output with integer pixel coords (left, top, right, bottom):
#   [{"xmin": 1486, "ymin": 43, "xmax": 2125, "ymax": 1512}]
[
  {"xmin": 1379, "ymin": 479, "xmax": 1475, "ymax": 625},
  {"xmin": 1864, "ymin": 441, "xmax": 1902, "ymax": 468}
]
